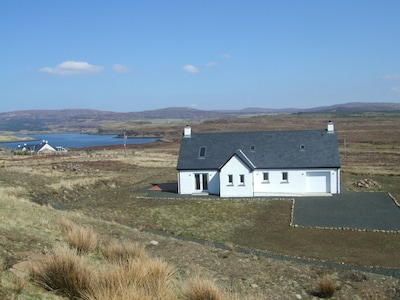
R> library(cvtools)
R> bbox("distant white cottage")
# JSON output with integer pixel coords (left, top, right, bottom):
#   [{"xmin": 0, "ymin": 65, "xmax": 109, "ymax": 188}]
[
  {"xmin": 176, "ymin": 122, "xmax": 341, "ymax": 197},
  {"xmin": 18, "ymin": 140, "xmax": 67, "ymax": 154}
]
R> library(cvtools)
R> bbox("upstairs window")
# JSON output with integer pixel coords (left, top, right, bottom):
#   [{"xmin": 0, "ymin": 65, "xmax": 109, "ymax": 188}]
[
  {"xmin": 250, "ymin": 145, "xmax": 256, "ymax": 152},
  {"xmin": 299, "ymin": 144, "xmax": 305, "ymax": 151},
  {"xmin": 198, "ymin": 146, "xmax": 207, "ymax": 158}
]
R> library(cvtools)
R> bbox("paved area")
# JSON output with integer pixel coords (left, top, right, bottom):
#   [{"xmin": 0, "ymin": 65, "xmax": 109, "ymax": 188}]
[
  {"xmin": 292, "ymin": 189, "xmax": 400, "ymax": 231},
  {"xmin": 142, "ymin": 183, "xmax": 400, "ymax": 231}
]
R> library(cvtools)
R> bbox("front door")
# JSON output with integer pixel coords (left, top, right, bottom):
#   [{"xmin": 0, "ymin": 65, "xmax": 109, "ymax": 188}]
[{"xmin": 195, "ymin": 173, "xmax": 208, "ymax": 191}]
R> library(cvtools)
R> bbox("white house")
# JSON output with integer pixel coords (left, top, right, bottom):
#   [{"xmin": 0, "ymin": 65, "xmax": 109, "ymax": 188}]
[
  {"xmin": 176, "ymin": 122, "xmax": 341, "ymax": 197},
  {"xmin": 18, "ymin": 140, "xmax": 57, "ymax": 154}
]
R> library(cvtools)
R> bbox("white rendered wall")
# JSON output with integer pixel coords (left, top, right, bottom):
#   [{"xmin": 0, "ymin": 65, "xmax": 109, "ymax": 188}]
[
  {"xmin": 178, "ymin": 170, "xmax": 219, "ymax": 195},
  {"xmin": 253, "ymin": 169, "xmax": 340, "ymax": 196},
  {"xmin": 219, "ymin": 156, "xmax": 253, "ymax": 197},
  {"xmin": 179, "ymin": 167, "xmax": 340, "ymax": 196}
]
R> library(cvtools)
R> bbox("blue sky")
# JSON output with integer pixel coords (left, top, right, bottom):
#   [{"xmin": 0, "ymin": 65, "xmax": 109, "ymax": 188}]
[{"xmin": 1, "ymin": 1, "xmax": 400, "ymax": 112}]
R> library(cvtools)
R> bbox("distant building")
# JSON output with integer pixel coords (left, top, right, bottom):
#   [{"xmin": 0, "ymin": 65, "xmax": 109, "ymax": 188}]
[
  {"xmin": 176, "ymin": 122, "xmax": 341, "ymax": 197},
  {"xmin": 17, "ymin": 140, "xmax": 67, "ymax": 154}
]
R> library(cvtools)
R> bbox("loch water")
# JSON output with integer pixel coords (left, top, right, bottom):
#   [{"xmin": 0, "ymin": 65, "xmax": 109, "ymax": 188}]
[{"xmin": 0, "ymin": 133, "xmax": 158, "ymax": 149}]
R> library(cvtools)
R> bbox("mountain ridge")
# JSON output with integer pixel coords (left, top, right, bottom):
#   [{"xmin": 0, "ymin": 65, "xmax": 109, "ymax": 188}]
[{"xmin": 1, "ymin": 102, "xmax": 399, "ymax": 132}]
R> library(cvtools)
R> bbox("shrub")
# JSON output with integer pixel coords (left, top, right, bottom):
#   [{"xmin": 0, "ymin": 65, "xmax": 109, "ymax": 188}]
[
  {"xmin": 60, "ymin": 218, "xmax": 98, "ymax": 254},
  {"xmin": 315, "ymin": 278, "xmax": 336, "ymax": 298},
  {"xmin": 30, "ymin": 245, "xmax": 94, "ymax": 298}
]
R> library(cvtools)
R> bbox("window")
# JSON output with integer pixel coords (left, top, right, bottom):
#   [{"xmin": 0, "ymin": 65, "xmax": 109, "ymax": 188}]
[
  {"xmin": 239, "ymin": 174, "xmax": 245, "ymax": 184},
  {"xmin": 195, "ymin": 174, "xmax": 201, "ymax": 190},
  {"xmin": 195, "ymin": 173, "xmax": 208, "ymax": 190},
  {"xmin": 250, "ymin": 145, "xmax": 256, "ymax": 151},
  {"xmin": 228, "ymin": 174, "xmax": 233, "ymax": 184},
  {"xmin": 299, "ymin": 144, "xmax": 305, "ymax": 151},
  {"xmin": 198, "ymin": 146, "xmax": 207, "ymax": 158},
  {"xmin": 263, "ymin": 172, "xmax": 269, "ymax": 182},
  {"xmin": 282, "ymin": 172, "xmax": 288, "ymax": 182}
]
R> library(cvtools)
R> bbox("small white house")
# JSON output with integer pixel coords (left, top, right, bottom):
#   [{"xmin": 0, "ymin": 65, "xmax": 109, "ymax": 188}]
[
  {"xmin": 176, "ymin": 122, "xmax": 341, "ymax": 197},
  {"xmin": 18, "ymin": 140, "xmax": 57, "ymax": 154}
]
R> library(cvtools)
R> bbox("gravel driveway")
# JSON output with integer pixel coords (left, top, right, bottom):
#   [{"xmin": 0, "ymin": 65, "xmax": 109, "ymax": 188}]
[{"xmin": 292, "ymin": 189, "xmax": 400, "ymax": 231}]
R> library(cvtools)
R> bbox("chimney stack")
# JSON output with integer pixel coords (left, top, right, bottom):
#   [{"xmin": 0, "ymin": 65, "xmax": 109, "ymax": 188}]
[
  {"xmin": 327, "ymin": 121, "xmax": 334, "ymax": 133},
  {"xmin": 183, "ymin": 125, "xmax": 191, "ymax": 138}
]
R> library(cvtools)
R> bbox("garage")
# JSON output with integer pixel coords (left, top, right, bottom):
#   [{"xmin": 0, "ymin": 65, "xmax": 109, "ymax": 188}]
[{"xmin": 306, "ymin": 172, "xmax": 330, "ymax": 193}]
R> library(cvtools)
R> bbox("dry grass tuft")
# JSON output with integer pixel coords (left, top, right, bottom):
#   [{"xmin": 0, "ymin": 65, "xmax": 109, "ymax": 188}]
[
  {"xmin": 83, "ymin": 257, "xmax": 176, "ymax": 300},
  {"xmin": 99, "ymin": 238, "xmax": 148, "ymax": 263},
  {"xmin": 314, "ymin": 278, "xmax": 336, "ymax": 298},
  {"xmin": 183, "ymin": 275, "xmax": 227, "ymax": 300},
  {"xmin": 30, "ymin": 245, "xmax": 94, "ymax": 299},
  {"xmin": 60, "ymin": 218, "xmax": 98, "ymax": 254}
]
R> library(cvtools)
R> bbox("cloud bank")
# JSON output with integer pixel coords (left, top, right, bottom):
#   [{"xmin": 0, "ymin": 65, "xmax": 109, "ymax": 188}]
[
  {"xmin": 182, "ymin": 65, "xmax": 198, "ymax": 73},
  {"xmin": 40, "ymin": 61, "xmax": 104, "ymax": 75}
]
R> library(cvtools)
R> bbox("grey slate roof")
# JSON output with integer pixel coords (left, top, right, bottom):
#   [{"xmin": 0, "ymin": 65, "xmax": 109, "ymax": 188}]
[{"xmin": 176, "ymin": 129, "xmax": 341, "ymax": 170}]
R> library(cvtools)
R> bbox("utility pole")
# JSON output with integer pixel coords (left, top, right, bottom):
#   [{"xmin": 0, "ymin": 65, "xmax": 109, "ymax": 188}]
[
  {"xmin": 124, "ymin": 128, "xmax": 127, "ymax": 158},
  {"xmin": 343, "ymin": 135, "xmax": 347, "ymax": 157}
]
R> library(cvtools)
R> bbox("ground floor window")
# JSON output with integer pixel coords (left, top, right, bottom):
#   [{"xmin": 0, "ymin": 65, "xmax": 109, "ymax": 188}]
[
  {"xmin": 282, "ymin": 172, "xmax": 288, "ymax": 182},
  {"xmin": 195, "ymin": 173, "xmax": 208, "ymax": 190},
  {"xmin": 239, "ymin": 174, "xmax": 245, "ymax": 184},
  {"xmin": 228, "ymin": 174, "xmax": 233, "ymax": 184},
  {"xmin": 263, "ymin": 172, "xmax": 269, "ymax": 182}
]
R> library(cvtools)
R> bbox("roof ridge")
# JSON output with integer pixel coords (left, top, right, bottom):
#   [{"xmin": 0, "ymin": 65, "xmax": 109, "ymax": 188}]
[{"xmin": 235, "ymin": 148, "xmax": 257, "ymax": 169}]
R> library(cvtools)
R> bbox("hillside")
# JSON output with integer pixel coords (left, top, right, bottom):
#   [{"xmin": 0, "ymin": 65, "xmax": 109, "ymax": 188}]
[{"xmin": 0, "ymin": 102, "xmax": 399, "ymax": 133}]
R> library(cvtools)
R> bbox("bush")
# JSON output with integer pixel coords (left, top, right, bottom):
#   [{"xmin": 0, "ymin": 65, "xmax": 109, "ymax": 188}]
[{"xmin": 30, "ymin": 245, "xmax": 94, "ymax": 298}]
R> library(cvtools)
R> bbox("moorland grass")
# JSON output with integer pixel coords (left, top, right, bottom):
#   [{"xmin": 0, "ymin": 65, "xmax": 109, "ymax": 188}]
[
  {"xmin": 99, "ymin": 238, "xmax": 148, "ymax": 263},
  {"xmin": 30, "ymin": 245, "xmax": 94, "ymax": 299},
  {"xmin": 60, "ymin": 218, "xmax": 98, "ymax": 254},
  {"xmin": 2, "ymin": 113, "xmax": 400, "ymax": 298},
  {"xmin": 30, "ymin": 219, "xmax": 237, "ymax": 300},
  {"xmin": 182, "ymin": 275, "xmax": 232, "ymax": 300}
]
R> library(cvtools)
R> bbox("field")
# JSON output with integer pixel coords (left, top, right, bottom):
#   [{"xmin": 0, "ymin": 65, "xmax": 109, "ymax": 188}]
[{"xmin": 1, "ymin": 113, "xmax": 400, "ymax": 299}]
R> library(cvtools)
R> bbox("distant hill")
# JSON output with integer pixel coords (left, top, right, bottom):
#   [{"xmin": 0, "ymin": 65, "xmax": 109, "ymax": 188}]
[
  {"xmin": 0, "ymin": 102, "xmax": 399, "ymax": 132},
  {"xmin": 298, "ymin": 102, "xmax": 400, "ymax": 113}
]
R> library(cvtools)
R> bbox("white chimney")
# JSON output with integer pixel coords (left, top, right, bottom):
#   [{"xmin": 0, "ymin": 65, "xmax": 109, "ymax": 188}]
[
  {"xmin": 183, "ymin": 125, "xmax": 191, "ymax": 138},
  {"xmin": 327, "ymin": 121, "xmax": 334, "ymax": 133}
]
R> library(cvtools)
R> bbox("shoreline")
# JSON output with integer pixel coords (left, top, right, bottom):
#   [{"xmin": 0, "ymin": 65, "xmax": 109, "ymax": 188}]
[{"xmin": 0, "ymin": 136, "xmax": 36, "ymax": 143}]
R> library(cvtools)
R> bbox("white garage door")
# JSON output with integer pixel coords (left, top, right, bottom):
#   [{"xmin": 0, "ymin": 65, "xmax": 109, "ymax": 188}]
[{"xmin": 306, "ymin": 172, "xmax": 330, "ymax": 193}]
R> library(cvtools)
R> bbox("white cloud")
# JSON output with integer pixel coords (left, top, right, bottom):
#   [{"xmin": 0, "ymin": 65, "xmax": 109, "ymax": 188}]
[
  {"xmin": 206, "ymin": 61, "xmax": 217, "ymax": 67},
  {"xmin": 40, "ymin": 61, "xmax": 104, "ymax": 76},
  {"xmin": 182, "ymin": 65, "xmax": 198, "ymax": 73},
  {"xmin": 112, "ymin": 64, "xmax": 130, "ymax": 74},
  {"xmin": 221, "ymin": 53, "xmax": 232, "ymax": 59},
  {"xmin": 383, "ymin": 73, "xmax": 400, "ymax": 80},
  {"xmin": 391, "ymin": 86, "xmax": 400, "ymax": 91}
]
